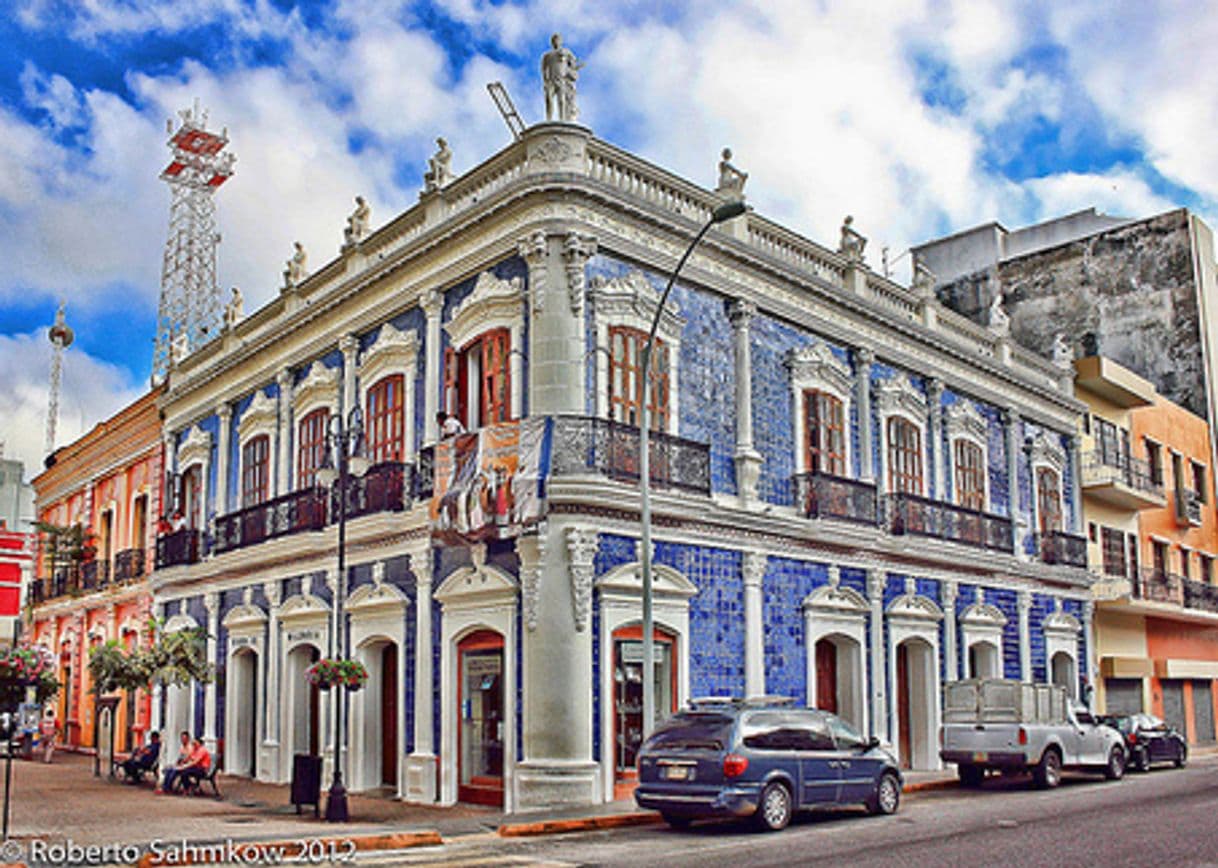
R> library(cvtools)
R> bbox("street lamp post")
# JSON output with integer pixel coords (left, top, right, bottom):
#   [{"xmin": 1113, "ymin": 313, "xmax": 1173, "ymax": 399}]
[
  {"xmin": 639, "ymin": 200, "xmax": 747, "ymax": 738},
  {"xmin": 317, "ymin": 407, "xmax": 370, "ymax": 823}
]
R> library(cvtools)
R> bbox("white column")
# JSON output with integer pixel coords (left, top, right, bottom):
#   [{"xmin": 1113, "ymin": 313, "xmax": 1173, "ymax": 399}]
[
  {"xmin": 742, "ymin": 551, "xmax": 766, "ymax": 697},
  {"xmin": 422, "ymin": 290, "xmax": 443, "ymax": 445},
  {"xmin": 215, "ymin": 404, "xmax": 232, "ymax": 515},
  {"xmin": 927, "ymin": 378, "xmax": 945, "ymax": 500},
  {"xmin": 866, "ymin": 568, "xmax": 887, "ymax": 743},
  {"xmin": 260, "ymin": 580, "xmax": 282, "ymax": 781},
  {"xmin": 339, "ymin": 334, "xmax": 358, "ymax": 418},
  {"xmin": 203, "ymin": 591, "xmax": 219, "ymax": 753},
  {"xmin": 1081, "ymin": 600, "xmax": 1096, "ymax": 709},
  {"xmin": 149, "ymin": 601, "xmax": 165, "ymax": 734},
  {"xmin": 404, "ymin": 545, "xmax": 437, "ymax": 802},
  {"xmin": 162, "ymin": 434, "xmax": 177, "ymax": 517},
  {"xmin": 276, "ymin": 369, "xmax": 293, "ymax": 497},
  {"xmin": 1018, "ymin": 590, "xmax": 1032, "ymax": 681},
  {"xmin": 855, "ymin": 348, "xmax": 875, "ymax": 481},
  {"xmin": 1005, "ymin": 407, "xmax": 1023, "ymax": 557},
  {"xmin": 730, "ymin": 300, "xmax": 763, "ymax": 503},
  {"xmin": 1068, "ymin": 434, "xmax": 1084, "ymax": 534},
  {"xmin": 942, "ymin": 580, "xmax": 958, "ymax": 682}
]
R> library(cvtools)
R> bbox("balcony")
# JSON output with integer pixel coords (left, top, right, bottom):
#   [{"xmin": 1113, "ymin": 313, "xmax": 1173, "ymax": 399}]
[
  {"xmin": 1080, "ymin": 452, "xmax": 1165, "ymax": 510},
  {"xmin": 29, "ymin": 580, "xmax": 45, "ymax": 605},
  {"xmin": 793, "ymin": 471, "xmax": 879, "ymax": 525},
  {"xmin": 1034, "ymin": 530, "xmax": 1088, "ymax": 568},
  {"xmin": 550, "ymin": 415, "xmax": 711, "ymax": 495},
  {"xmin": 1174, "ymin": 487, "xmax": 1204, "ymax": 527},
  {"xmin": 1182, "ymin": 577, "xmax": 1218, "ymax": 615},
  {"xmin": 1134, "ymin": 568, "xmax": 1183, "ymax": 605},
  {"xmin": 113, "ymin": 548, "xmax": 147, "ymax": 582},
  {"xmin": 213, "ymin": 487, "xmax": 328, "ymax": 555},
  {"xmin": 340, "ymin": 461, "xmax": 413, "ymax": 520},
  {"xmin": 155, "ymin": 528, "xmax": 202, "ymax": 569},
  {"xmin": 885, "ymin": 492, "xmax": 1014, "ymax": 553},
  {"xmin": 80, "ymin": 559, "xmax": 110, "ymax": 590}
]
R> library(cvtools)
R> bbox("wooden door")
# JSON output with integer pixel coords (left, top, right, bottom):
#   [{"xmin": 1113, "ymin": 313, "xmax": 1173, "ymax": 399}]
[
  {"xmin": 815, "ymin": 639, "xmax": 838, "ymax": 714},
  {"xmin": 897, "ymin": 644, "xmax": 912, "ymax": 769}
]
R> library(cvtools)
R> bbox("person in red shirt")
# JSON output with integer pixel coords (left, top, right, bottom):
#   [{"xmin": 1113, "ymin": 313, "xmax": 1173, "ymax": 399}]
[{"xmin": 176, "ymin": 737, "xmax": 211, "ymax": 794}]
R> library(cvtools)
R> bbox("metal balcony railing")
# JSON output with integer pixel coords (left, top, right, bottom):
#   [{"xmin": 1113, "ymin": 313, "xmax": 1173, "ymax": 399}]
[
  {"xmin": 793, "ymin": 471, "xmax": 879, "ymax": 525},
  {"xmin": 885, "ymin": 491, "xmax": 1014, "ymax": 553},
  {"xmin": 1182, "ymin": 577, "xmax": 1218, "ymax": 614},
  {"xmin": 29, "ymin": 580, "xmax": 45, "ymax": 605},
  {"xmin": 1034, "ymin": 530, "xmax": 1089, "ymax": 568},
  {"xmin": 339, "ymin": 461, "xmax": 413, "ymax": 520},
  {"xmin": 1081, "ymin": 451, "xmax": 1163, "ymax": 497},
  {"xmin": 213, "ymin": 487, "xmax": 328, "ymax": 555},
  {"xmin": 1174, "ymin": 487, "xmax": 1203, "ymax": 526},
  {"xmin": 550, "ymin": 415, "xmax": 711, "ymax": 495},
  {"xmin": 155, "ymin": 528, "xmax": 202, "ymax": 569},
  {"xmin": 80, "ymin": 560, "xmax": 110, "ymax": 590},
  {"xmin": 1135, "ymin": 568, "xmax": 1183, "ymax": 604},
  {"xmin": 113, "ymin": 548, "xmax": 146, "ymax": 582}
]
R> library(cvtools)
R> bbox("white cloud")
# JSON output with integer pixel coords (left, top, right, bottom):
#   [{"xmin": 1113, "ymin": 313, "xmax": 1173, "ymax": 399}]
[{"xmin": 1022, "ymin": 170, "xmax": 1175, "ymax": 225}]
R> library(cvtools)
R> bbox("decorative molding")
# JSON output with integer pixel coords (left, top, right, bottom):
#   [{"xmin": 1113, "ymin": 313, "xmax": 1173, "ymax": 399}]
[
  {"xmin": 946, "ymin": 400, "xmax": 988, "ymax": 446},
  {"xmin": 876, "ymin": 374, "xmax": 928, "ymax": 422},
  {"xmin": 788, "ymin": 343, "xmax": 853, "ymax": 399},
  {"xmin": 886, "ymin": 592, "xmax": 943, "ymax": 622},
  {"xmin": 595, "ymin": 562, "xmax": 698, "ymax": 600},
  {"xmin": 728, "ymin": 299, "xmax": 756, "ymax": 330},
  {"xmin": 566, "ymin": 527, "xmax": 597, "ymax": 632},
  {"xmin": 1028, "ymin": 429, "xmax": 1067, "ymax": 473},
  {"xmin": 588, "ymin": 269, "xmax": 684, "ymax": 340},
  {"xmin": 959, "ymin": 602, "xmax": 1008, "ymax": 627},
  {"xmin": 346, "ymin": 580, "xmax": 410, "ymax": 617},
  {"xmin": 421, "ymin": 288, "xmax": 443, "ymax": 319},
  {"xmin": 359, "ymin": 321, "xmax": 419, "ymax": 390},
  {"xmin": 278, "ymin": 591, "xmax": 330, "ymax": 622},
  {"xmin": 292, "ymin": 362, "xmax": 340, "ymax": 419},
  {"xmin": 518, "ymin": 534, "xmax": 544, "ymax": 632},
  {"xmin": 177, "ymin": 425, "xmax": 212, "ymax": 471},
  {"xmin": 445, "ymin": 270, "xmax": 525, "ymax": 350},
  {"xmin": 518, "ymin": 232, "xmax": 548, "ymax": 314},
  {"xmin": 237, "ymin": 389, "xmax": 279, "ymax": 445},
  {"xmin": 530, "ymin": 136, "xmax": 573, "ymax": 167},
  {"xmin": 222, "ymin": 600, "xmax": 267, "ymax": 631},
  {"xmin": 1043, "ymin": 607, "xmax": 1082, "ymax": 636},
  {"xmin": 562, "ymin": 233, "xmax": 597, "ymax": 318},
  {"xmin": 803, "ymin": 583, "xmax": 869, "ymax": 614},
  {"xmin": 741, "ymin": 550, "xmax": 767, "ymax": 589},
  {"xmin": 163, "ymin": 612, "xmax": 199, "ymax": 633}
]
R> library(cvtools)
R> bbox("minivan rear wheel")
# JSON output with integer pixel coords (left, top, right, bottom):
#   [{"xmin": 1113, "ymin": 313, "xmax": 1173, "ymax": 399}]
[{"xmin": 755, "ymin": 782, "xmax": 792, "ymax": 832}]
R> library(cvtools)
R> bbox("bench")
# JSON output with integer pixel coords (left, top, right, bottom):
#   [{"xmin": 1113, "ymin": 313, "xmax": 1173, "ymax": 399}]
[
  {"xmin": 182, "ymin": 757, "xmax": 222, "ymax": 799},
  {"xmin": 119, "ymin": 756, "xmax": 160, "ymax": 786}
]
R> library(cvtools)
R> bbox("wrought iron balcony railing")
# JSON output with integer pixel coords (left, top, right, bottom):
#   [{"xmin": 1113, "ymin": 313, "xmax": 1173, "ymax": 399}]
[
  {"xmin": 80, "ymin": 559, "xmax": 110, "ymax": 590},
  {"xmin": 113, "ymin": 547, "xmax": 147, "ymax": 582},
  {"xmin": 1174, "ymin": 487, "xmax": 1203, "ymax": 526},
  {"xmin": 885, "ymin": 491, "xmax": 1014, "ymax": 553},
  {"xmin": 339, "ymin": 461, "xmax": 412, "ymax": 520},
  {"xmin": 29, "ymin": 580, "xmax": 45, "ymax": 605},
  {"xmin": 1034, "ymin": 530, "xmax": 1088, "ymax": 568},
  {"xmin": 793, "ymin": 471, "xmax": 879, "ymax": 525},
  {"xmin": 1081, "ymin": 451, "xmax": 1163, "ymax": 497},
  {"xmin": 213, "ymin": 487, "xmax": 328, "ymax": 555},
  {"xmin": 1135, "ymin": 568, "xmax": 1183, "ymax": 605},
  {"xmin": 416, "ymin": 445, "xmax": 436, "ymax": 499},
  {"xmin": 550, "ymin": 415, "xmax": 711, "ymax": 495},
  {"xmin": 1182, "ymin": 577, "xmax": 1218, "ymax": 615},
  {"xmin": 155, "ymin": 528, "xmax": 202, "ymax": 569}
]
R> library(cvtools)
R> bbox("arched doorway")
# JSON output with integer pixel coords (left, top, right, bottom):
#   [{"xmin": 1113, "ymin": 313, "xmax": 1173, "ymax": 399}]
[
  {"xmin": 457, "ymin": 630, "xmax": 504, "ymax": 806},
  {"xmin": 612, "ymin": 624, "xmax": 676, "ymax": 796},
  {"xmin": 813, "ymin": 635, "xmax": 865, "ymax": 732},
  {"xmin": 1051, "ymin": 651, "xmax": 1077, "ymax": 699},
  {"xmin": 895, "ymin": 637, "xmax": 936, "ymax": 770},
  {"xmin": 286, "ymin": 644, "xmax": 321, "ymax": 757},
  {"xmin": 229, "ymin": 649, "xmax": 259, "ymax": 776},
  {"xmin": 354, "ymin": 639, "xmax": 398, "ymax": 791},
  {"xmin": 968, "ymin": 641, "xmax": 1001, "ymax": 679}
]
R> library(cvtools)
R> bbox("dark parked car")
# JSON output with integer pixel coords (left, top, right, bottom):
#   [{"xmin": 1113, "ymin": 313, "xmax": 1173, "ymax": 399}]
[
  {"xmin": 634, "ymin": 699, "xmax": 902, "ymax": 832},
  {"xmin": 1099, "ymin": 713, "xmax": 1187, "ymax": 772}
]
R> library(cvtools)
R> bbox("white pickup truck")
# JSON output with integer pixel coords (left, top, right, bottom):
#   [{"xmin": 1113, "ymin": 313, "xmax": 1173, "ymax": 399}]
[{"xmin": 940, "ymin": 679, "xmax": 1127, "ymax": 788}]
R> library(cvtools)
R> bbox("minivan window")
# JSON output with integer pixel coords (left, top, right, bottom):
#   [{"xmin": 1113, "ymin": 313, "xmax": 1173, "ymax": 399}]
[
  {"xmin": 829, "ymin": 716, "xmax": 867, "ymax": 750},
  {"xmin": 643, "ymin": 712, "xmax": 734, "ymax": 751}
]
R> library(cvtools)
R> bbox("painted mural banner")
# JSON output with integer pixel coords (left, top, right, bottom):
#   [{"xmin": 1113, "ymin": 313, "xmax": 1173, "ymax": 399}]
[{"xmin": 431, "ymin": 418, "xmax": 552, "ymax": 543}]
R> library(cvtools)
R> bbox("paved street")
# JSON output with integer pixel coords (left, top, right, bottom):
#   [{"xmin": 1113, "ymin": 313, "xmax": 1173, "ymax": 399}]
[{"xmin": 367, "ymin": 760, "xmax": 1218, "ymax": 867}]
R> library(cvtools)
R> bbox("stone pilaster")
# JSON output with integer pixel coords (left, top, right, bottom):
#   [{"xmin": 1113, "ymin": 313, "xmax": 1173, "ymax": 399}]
[
  {"xmin": 404, "ymin": 545, "xmax": 437, "ymax": 803},
  {"xmin": 162, "ymin": 434, "xmax": 177, "ymax": 517},
  {"xmin": 855, "ymin": 348, "xmax": 875, "ymax": 481},
  {"xmin": 260, "ymin": 580, "xmax": 282, "ymax": 782},
  {"xmin": 149, "ymin": 601, "xmax": 165, "ymax": 734},
  {"xmin": 1018, "ymin": 590, "xmax": 1032, "ymax": 681},
  {"xmin": 1081, "ymin": 600, "xmax": 1096, "ymax": 710},
  {"xmin": 215, "ymin": 404, "xmax": 232, "ymax": 515},
  {"xmin": 742, "ymin": 551, "xmax": 767, "ymax": 697},
  {"xmin": 526, "ymin": 232, "xmax": 590, "ymax": 417},
  {"xmin": 203, "ymin": 592, "xmax": 219, "ymax": 753},
  {"xmin": 422, "ymin": 290, "xmax": 443, "ymax": 445},
  {"xmin": 562, "ymin": 233, "xmax": 597, "ymax": 319},
  {"xmin": 339, "ymin": 334, "xmax": 359, "ymax": 418},
  {"xmin": 1068, "ymin": 434, "xmax": 1084, "ymax": 534},
  {"xmin": 1005, "ymin": 407, "xmax": 1023, "ymax": 558},
  {"xmin": 927, "ymin": 378, "xmax": 945, "ymax": 500},
  {"xmin": 942, "ymin": 580, "xmax": 958, "ymax": 682},
  {"xmin": 565, "ymin": 528, "xmax": 595, "ymax": 632},
  {"xmin": 730, "ymin": 300, "xmax": 763, "ymax": 503},
  {"xmin": 275, "ymin": 369, "xmax": 293, "ymax": 497},
  {"xmin": 867, "ymin": 568, "xmax": 887, "ymax": 743}
]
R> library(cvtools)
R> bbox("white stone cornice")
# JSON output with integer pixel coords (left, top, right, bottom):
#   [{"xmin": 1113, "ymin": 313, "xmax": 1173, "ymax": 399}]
[{"xmin": 445, "ymin": 269, "xmax": 524, "ymax": 349}]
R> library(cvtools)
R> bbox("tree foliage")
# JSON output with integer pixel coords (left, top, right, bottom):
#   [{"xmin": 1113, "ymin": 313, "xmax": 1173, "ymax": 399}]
[{"xmin": 87, "ymin": 617, "xmax": 214, "ymax": 696}]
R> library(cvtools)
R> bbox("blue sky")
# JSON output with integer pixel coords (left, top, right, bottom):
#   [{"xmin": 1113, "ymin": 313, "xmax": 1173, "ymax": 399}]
[{"xmin": 1, "ymin": 0, "xmax": 1215, "ymax": 477}]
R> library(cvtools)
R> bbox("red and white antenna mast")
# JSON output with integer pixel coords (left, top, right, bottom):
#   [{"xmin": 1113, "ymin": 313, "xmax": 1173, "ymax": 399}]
[
  {"xmin": 46, "ymin": 301, "xmax": 73, "ymax": 456},
  {"xmin": 152, "ymin": 99, "xmax": 235, "ymax": 383}
]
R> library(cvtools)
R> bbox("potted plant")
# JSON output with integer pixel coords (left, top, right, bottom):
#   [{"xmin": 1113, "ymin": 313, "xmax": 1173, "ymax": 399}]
[{"xmin": 305, "ymin": 658, "xmax": 369, "ymax": 692}]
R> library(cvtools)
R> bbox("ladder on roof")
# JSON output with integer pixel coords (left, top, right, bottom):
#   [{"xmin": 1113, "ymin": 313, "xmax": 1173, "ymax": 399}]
[{"xmin": 487, "ymin": 82, "xmax": 526, "ymax": 141}]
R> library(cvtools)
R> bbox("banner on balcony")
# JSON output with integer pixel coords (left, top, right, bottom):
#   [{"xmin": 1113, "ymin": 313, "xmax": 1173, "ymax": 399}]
[{"xmin": 430, "ymin": 417, "xmax": 552, "ymax": 543}]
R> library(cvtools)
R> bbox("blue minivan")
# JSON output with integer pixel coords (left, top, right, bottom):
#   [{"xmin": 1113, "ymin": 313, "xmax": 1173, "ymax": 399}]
[{"xmin": 634, "ymin": 699, "xmax": 903, "ymax": 831}]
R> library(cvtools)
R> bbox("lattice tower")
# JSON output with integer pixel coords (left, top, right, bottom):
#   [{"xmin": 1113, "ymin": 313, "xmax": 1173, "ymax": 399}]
[
  {"xmin": 152, "ymin": 100, "xmax": 235, "ymax": 383},
  {"xmin": 46, "ymin": 301, "xmax": 73, "ymax": 455}
]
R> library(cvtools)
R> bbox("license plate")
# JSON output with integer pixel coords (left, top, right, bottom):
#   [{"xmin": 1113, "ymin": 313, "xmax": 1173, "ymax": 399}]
[
  {"xmin": 972, "ymin": 752, "xmax": 987, "ymax": 763},
  {"xmin": 662, "ymin": 765, "xmax": 692, "ymax": 781}
]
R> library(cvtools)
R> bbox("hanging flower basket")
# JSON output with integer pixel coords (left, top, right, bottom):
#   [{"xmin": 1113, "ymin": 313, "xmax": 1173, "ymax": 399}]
[
  {"xmin": 0, "ymin": 645, "xmax": 54, "ymax": 709},
  {"xmin": 305, "ymin": 658, "xmax": 369, "ymax": 692}
]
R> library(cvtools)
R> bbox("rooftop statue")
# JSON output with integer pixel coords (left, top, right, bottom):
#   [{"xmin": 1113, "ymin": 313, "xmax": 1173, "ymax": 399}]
[
  {"xmin": 284, "ymin": 241, "xmax": 308, "ymax": 288},
  {"xmin": 344, "ymin": 196, "xmax": 371, "ymax": 245},
  {"xmin": 424, "ymin": 137, "xmax": 453, "ymax": 192},
  {"xmin": 839, "ymin": 215, "xmax": 867, "ymax": 264},
  {"xmin": 1052, "ymin": 333, "xmax": 1073, "ymax": 368},
  {"xmin": 716, "ymin": 148, "xmax": 748, "ymax": 201},
  {"xmin": 988, "ymin": 292, "xmax": 1011, "ymax": 337},
  {"xmin": 542, "ymin": 33, "xmax": 583, "ymax": 123},
  {"xmin": 911, "ymin": 256, "xmax": 936, "ymax": 300},
  {"xmin": 223, "ymin": 286, "xmax": 244, "ymax": 330}
]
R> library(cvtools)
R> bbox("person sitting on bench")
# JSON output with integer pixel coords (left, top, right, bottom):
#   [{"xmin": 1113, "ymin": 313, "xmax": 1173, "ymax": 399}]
[
  {"xmin": 156, "ymin": 731, "xmax": 192, "ymax": 794},
  {"xmin": 121, "ymin": 731, "xmax": 161, "ymax": 782},
  {"xmin": 176, "ymin": 737, "xmax": 212, "ymax": 794}
]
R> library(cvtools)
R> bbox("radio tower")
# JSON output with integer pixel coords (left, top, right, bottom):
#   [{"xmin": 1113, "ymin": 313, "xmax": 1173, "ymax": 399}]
[
  {"xmin": 152, "ymin": 100, "xmax": 235, "ymax": 383},
  {"xmin": 46, "ymin": 301, "xmax": 73, "ymax": 455}
]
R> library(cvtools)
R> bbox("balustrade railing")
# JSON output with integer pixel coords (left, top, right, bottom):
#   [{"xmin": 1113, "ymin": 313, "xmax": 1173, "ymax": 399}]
[
  {"xmin": 1081, "ymin": 451, "xmax": 1163, "ymax": 497},
  {"xmin": 155, "ymin": 528, "xmax": 201, "ymax": 569},
  {"xmin": 793, "ymin": 471, "xmax": 878, "ymax": 525},
  {"xmin": 339, "ymin": 461, "xmax": 412, "ymax": 520},
  {"xmin": 1135, "ymin": 568, "xmax": 1183, "ymax": 604},
  {"xmin": 113, "ymin": 547, "xmax": 146, "ymax": 582},
  {"xmin": 550, "ymin": 415, "xmax": 711, "ymax": 495},
  {"xmin": 1034, "ymin": 530, "xmax": 1088, "ymax": 568},
  {"xmin": 886, "ymin": 492, "xmax": 1014, "ymax": 553},
  {"xmin": 1182, "ymin": 577, "xmax": 1218, "ymax": 614},
  {"xmin": 213, "ymin": 487, "xmax": 327, "ymax": 555}
]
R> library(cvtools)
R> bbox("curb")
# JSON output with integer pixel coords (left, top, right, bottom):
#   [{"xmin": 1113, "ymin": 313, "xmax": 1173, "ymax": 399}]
[
  {"xmin": 498, "ymin": 811, "xmax": 663, "ymax": 838},
  {"xmin": 904, "ymin": 778, "xmax": 959, "ymax": 794},
  {"xmin": 135, "ymin": 830, "xmax": 443, "ymax": 867}
]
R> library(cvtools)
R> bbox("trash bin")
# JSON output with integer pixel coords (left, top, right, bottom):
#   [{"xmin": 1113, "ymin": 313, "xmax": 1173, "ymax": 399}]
[{"xmin": 290, "ymin": 753, "xmax": 322, "ymax": 817}]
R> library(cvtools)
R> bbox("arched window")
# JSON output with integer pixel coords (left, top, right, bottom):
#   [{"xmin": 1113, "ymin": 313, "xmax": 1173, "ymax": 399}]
[
  {"xmin": 297, "ymin": 409, "xmax": 330, "ymax": 488},
  {"xmin": 1037, "ymin": 467, "xmax": 1062, "ymax": 533},
  {"xmin": 887, "ymin": 417, "xmax": 923, "ymax": 495},
  {"xmin": 954, "ymin": 440, "xmax": 986, "ymax": 511},
  {"xmin": 241, "ymin": 435, "xmax": 270, "ymax": 507},
  {"xmin": 444, "ymin": 328, "xmax": 511, "ymax": 429},
  {"xmin": 608, "ymin": 326, "xmax": 669, "ymax": 430},
  {"xmin": 366, "ymin": 375, "xmax": 404, "ymax": 463},
  {"xmin": 804, "ymin": 390, "xmax": 846, "ymax": 476},
  {"xmin": 180, "ymin": 465, "xmax": 202, "ymax": 529}
]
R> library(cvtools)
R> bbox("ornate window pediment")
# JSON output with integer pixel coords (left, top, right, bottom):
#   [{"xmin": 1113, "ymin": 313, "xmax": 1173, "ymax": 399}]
[
  {"xmin": 360, "ymin": 322, "xmax": 419, "ymax": 387},
  {"xmin": 886, "ymin": 592, "xmax": 943, "ymax": 622},
  {"xmin": 434, "ymin": 563, "xmax": 518, "ymax": 605},
  {"xmin": 222, "ymin": 602, "xmax": 267, "ymax": 631},
  {"xmin": 346, "ymin": 580, "xmax": 410, "ymax": 616},
  {"xmin": 959, "ymin": 602, "xmax": 1007, "ymax": 627},
  {"xmin": 445, "ymin": 270, "xmax": 524, "ymax": 350},
  {"xmin": 237, "ymin": 389, "xmax": 278, "ymax": 444},
  {"xmin": 278, "ymin": 592, "xmax": 330, "ymax": 622},
  {"xmin": 1029, "ymin": 430, "xmax": 1066, "ymax": 473},
  {"xmin": 163, "ymin": 612, "xmax": 199, "ymax": 633},
  {"xmin": 802, "ymin": 583, "xmax": 868, "ymax": 615},
  {"xmin": 177, "ymin": 425, "xmax": 212, "ymax": 471},
  {"xmin": 589, "ymin": 270, "xmax": 684, "ymax": 340},
  {"xmin": 595, "ymin": 562, "xmax": 698, "ymax": 601},
  {"xmin": 788, "ymin": 343, "xmax": 852, "ymax": 398},
  {"xmin": 292, "ymin": 362, "xmax": 340, "ymax": 419},
  {"xmin": 946, "ymin": 400, "xmax": 988, "ymax": 446},
  {"xmin": 1043, "ymin": 607, "xmax": 1081, "ymax": 636},
  {"xmin": 876, "ymin": 374, "xmax": 928, "ymax": 422}
]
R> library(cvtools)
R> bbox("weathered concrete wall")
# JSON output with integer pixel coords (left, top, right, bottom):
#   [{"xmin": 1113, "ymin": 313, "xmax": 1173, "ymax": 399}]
[{"xmin": 938, "ymin": 209, "xmax": 1205, "ymax": 419}]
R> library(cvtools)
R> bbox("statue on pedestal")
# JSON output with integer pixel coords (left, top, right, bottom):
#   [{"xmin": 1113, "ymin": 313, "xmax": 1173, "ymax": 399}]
[
  {"xmin": 1052, "ymin": 333, "xmax": 1073, "ymax": 368},
  {"xmin": 542, "ymin": 33, "xmax": 583, "ymax": 122},
  {"xmin": 344, "ymin": 196, "xmax": 370, "ymax": 245},
  {"xmin": 424, "ymin": 137, "xmax": 453, "ymax": 192},
  {"xmin": 988, "ymin": 292, "xmax": 1011, "ymax": 337},
  {"xmin": 284, "ymin": 241, "xmax": 308, "ymax": 288},
  {"xmin": 716, "ymin": 148, "xmax": 748, "ymax": 201},
  {"xmin": 839, "ymin": 215, "xmax": 867, "ymax": 264},
  {"xmin": 911, "ymin": 256, "xmax": 936, "ymax": 299},
  {"xmin": 223, "ymin": 287, "xmax": 244, "ymax": 330}
]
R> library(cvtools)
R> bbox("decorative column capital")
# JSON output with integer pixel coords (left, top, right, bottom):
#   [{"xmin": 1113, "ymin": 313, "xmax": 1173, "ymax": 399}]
[
  {"xmin": 276, "ymin": 368, "xmax": 293, "ymax": 392},
  {"xmin": 518, "ymin": 231, "xmax": 549, "ymax": 313},
  {"xmin": 216, "ymin": 403, "xmax": 232, "ymax": 423},
  {"xmin": 741, "ymin": 551, "xmax": 767, "ymax": 588},
  {"xmin": 728, "ymin": 298, "xmax": 756, "ymax": 330},
  {"xmin": 854, "ymin": 346, "xmax": 875, "ymax": 373},
  {"xmin": 562, "ymin": 232, "xmax": 597, "ymax": 317},
  {"xmin": 565, "ymin": 526, "xmax": 597, "ymax": 632},
  {"xmin": 409, "ymin": 547, "xmax": 433, "ymax": 587},
  {"xmin": 866, "ymin": 568, "xmax": 885, "ymax": 601},
  {"xmin": 203, "ymin": 591, "xmax": 220, "ymax": 616},
  {"xmin": 942, "ymin": 580, "xmax": 958, "ymax": 606},
  {"xmin": 1017, "ymin": 589, "xmax": 1032, "ymax": 613},
  {"xmin": 927, "ymin": 377, "xmax": 944, "ymax": 409},
  {"xmin": 1081, "ymin": 599, "xmax": 1094, "ymax": 622},
  {"xmin": 421, "ymin": 288, "xmax": 443, "ymax": 319},
  {"xmin": 1003, "ymin": 405, "xmax": 1021, "ymax": 427},
  {"xmin": 339, "ymin": 333, "xmax": 359, "ymax": 361},
  {"xmin": 263, "ymin": 580, "xmax": 281, "ymax": 608}
]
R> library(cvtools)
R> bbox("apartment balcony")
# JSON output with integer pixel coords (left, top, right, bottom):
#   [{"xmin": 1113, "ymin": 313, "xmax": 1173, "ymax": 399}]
[
  {"xmin": 793, "ymin": 471, "xmax": 879, "ymax": 525},
  {"xmin": 1182, "ymin": 577, "xmax": 1218, "ymax": 615},
  {"xmin": 213, "ymin": 487, "xmax": 328, "ymax": 555},
  {"xmin": 340, "ymin": 461, "xmax": 413, "ymax": 520},
  {"xmin": 1174, "ymin": 487, "xmax": 1204, "ymax": 527},
  {"xmin": 29, "ymin": 580, "xmax": 45, "ymax": 605},
  {"xmin": 113, "ymin": 547, "xmax": 147, "ymax": 582},
  {"xmin": 80, "ymin": 559, "xmax": 110, "ymax": 591},
  {"xmin": 886, "ymin": 492, "xmax": 1014, "ymax": 554},
  {"xmin": 549, "ymin": 415, "xmax": 711, "ymax": 495},
  {"xmin": 155, "ymin": 528, "xmax": 202, "ymax": 569},
  {"xmin": 1134, "ymin": 568, "xmax": 1184, "ymax": 605},
  {"xmin": 1080, "ymin": 452, "xmax": 1165, "ymax": 510},
  {"xmin": 1034, "ymin": 530, "xmax": 1088, "ymax": 568}
]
